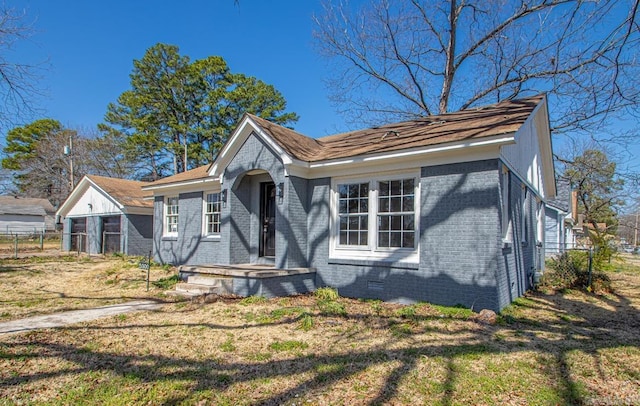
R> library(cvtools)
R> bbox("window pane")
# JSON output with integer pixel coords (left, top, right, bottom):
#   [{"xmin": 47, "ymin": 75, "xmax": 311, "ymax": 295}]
[
  {"xmin": 378, "ymin": 181, "xmax": 388, "ymax": 196},
  {"xmin": 360, "ymin": 183, "xmax": 369, "ymax": 196},
  {"xmin": 391, "ymin": 180, "xmax": 402, "ymax": 196},
  {"xmin": 403, "ymin": 232, "xmax": 415, "ymax": 248},
  {"xmin": 379, "ymin": 197, "xmax": 389, "ymax": 212},
  {"xmin": 340, "ymin": 231, "xmax": 347, "ymax": 245},
  {"xmin": 339, "ymin": 216, "xmax": 348, "ymax": 231},
  {"xmin": 360, "ymin": 216, "xmax": 369, "ymax": 230},
  {"xmin": 403, "ymin": 215, "xmax": 414, "ymax": 231},
  {"xmin": 403, "ymin": 179, "xmax": 414, "ymax": 193},
  {"xmin": 390, "ymin": 232, "xmax": 401, "ymax": 247},
  {"xmin": 339, "ymin": 184, "xmax": 348, "ymax": 198},
  {"xmin": 360, "ymin": 231, "xmax": 368, "ymax": 245},
  {"xmin": 348, "ymin": 199, "xmax": 359, "ymax": 213},
  {"xmin": 391, "ymin": 215, "xmax": 402, "ymax": 230},
  {"xmin": 348, "ymin": 231, "xmax": 359, "ymax": 245},
  {"xmin": 378, "ymin": 232, "xmax": 389, "ymax": 247},
  {"xmin": 349, "ymin": 184, "xmax": 360, "ymax": 198},
  {"xmin": 402, "ymin": 196, "xmax": 414, "ymax": 211},
  {"xmin": 339, "ymin": 200, "xmax": 347, "ymax": 213},
  {"xmin": 349, "ymin": 217, "xmax": 359, "ymax": 229},
  {"xmin": 390, "ymin": 197, "xmax": 401, "ymax": 212},
  {"xmin": 360, "ymin": 198, "xmax": 368, "ymax": 212},
  {"xmin": 380, "ymin": 215, "xmax": 390, "ymax": 230}
]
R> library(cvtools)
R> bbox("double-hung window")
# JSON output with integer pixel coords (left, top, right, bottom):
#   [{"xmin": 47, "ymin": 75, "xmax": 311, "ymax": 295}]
[
  {"xmin": 204, "ymin": 192, "xmax": 222, "ymax": 235},
  {"xmin": 165, "ymin": 196, "xmax": 179, "ymax": 236},
  {"xmin": 378, "ymin": 178, "xmax": 415, "ymax": 248},
  {"xmin": 332, "ymin": 172, "xmax": 419, "ymax": 262}
]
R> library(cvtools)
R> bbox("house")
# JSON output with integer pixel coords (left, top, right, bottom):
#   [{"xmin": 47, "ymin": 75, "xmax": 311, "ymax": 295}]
[
  {"xmin": 544, "ymin": 179, "xmax": 577, "ymax": 255},
  {"xmin": 56, "ymin": 175, "xmax": 154, "ymax": 256},
  {"xmin": 143, "ymin": 95, "xmax": 556, "ymax": 312},
  {"xmin": 0, "ymin": 196, "xmax": 56, "ymax": 234}
]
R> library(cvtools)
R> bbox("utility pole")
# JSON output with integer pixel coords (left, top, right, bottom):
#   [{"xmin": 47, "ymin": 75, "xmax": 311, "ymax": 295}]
[
  {"xmin": 634, "ymin": 211, "xmax": 638, "ymax": 247},
  {"xmin": 63, "ymin": 132, "xmax": 74, "ymax": 190}
]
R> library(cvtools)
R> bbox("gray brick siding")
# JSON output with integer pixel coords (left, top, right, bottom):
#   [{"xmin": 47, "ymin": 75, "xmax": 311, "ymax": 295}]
[
  {"xmin": 154, "ymin": 192, "xmax": 224, "ymax": 265},
  {"xmin": 125, "ymin": 214, "xmax": 153, "ymax": 256}
]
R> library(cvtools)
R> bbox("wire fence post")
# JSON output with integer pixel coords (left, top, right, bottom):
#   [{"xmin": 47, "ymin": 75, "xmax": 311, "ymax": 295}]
[
  {"xmin": 587, "ymin": 248, "xmax": 593, "ymax": 289},
  {"xmin": 14, "ymin": 234, "xmax": 18, "ymax": 259},
  {"xmin": 147, "ymin": 251, "xmax": 152, "ymax": 291},
  {"xmin": 40, "ymin": 231, "xmax": 44, "ymax": 251}
]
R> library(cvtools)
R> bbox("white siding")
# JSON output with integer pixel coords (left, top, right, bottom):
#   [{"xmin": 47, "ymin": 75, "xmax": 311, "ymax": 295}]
[
  {"xmin": 0, "ymin": 214, "xmax": 46, "ymax": 234},
  {"xmin": 499, "ymin": 108, "xmax": 547, "ymax": 198},
  {"xmin": 66, "ymin": 186, "xmax": 121, "ymax": 217}
]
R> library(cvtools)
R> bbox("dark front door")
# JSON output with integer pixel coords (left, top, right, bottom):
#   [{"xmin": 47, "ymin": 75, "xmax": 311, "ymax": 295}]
[
  {"xmin": 259, "ymin": 182, "xmax": 276, "ymax": 257},
  {"xmin": 101, "ymin": 216, "xmax": 121, "ymax": 254}
]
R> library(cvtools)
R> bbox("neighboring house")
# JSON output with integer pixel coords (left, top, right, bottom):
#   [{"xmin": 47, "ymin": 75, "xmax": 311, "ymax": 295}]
[
  {"xmin": 544, "ymin": 179, "xmax": 576, "ymax": 255},
  {"xmin": 0, "ymin": 196, "xmax": 56, "ymax": 234},
  {"xmin": 57, "ymin": 175, "xmax": 154, "ymax": 256},
  {"xmin": 143, "ymin": 95, "xmax": 556, "ymax": 312}
]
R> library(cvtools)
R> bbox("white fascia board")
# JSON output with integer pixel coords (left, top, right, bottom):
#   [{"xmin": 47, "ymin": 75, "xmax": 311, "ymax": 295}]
[
  {"xmin": 210, "ymin": 115, "xmax": 295, "ymax": 179},
  {"xmin": 121, "ymin": 206, "xmax": 154, "ymax": 216},
  {"xmin": 56, "ymin": 178, "xmax": 90, "ymax": 217},
  {"xmin": 143, "ymin": 177, "xmax": 220, "ymax": 195},
  {"xmin": 287, "ymin": 134, "xmax": 512, "ymax": 179}
]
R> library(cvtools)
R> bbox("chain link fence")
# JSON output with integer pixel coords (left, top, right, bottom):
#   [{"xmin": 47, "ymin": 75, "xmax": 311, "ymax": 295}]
[{"xmin": 0, "ymin": 231, "xmax": 63, "ymax": 259}]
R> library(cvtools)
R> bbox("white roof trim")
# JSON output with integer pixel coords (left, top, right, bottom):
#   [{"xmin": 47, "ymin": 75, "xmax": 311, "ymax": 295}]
[
  {"xmin": 210, "ymin": 115, "xmax": 295, "ymax": 179},
  {"xmin": 307, "ymin": 133, "xmax": 515, "ymax": 169},
  {"xmin": 56, "ymin": 176, "xmax": 124, "ymax": 217},
  {"xmin": 142, "ymin": 176, "xmax": 219, "ymax": 192}
]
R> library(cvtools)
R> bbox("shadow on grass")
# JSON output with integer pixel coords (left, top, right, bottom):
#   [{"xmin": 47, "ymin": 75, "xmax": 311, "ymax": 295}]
[{"xmin": 0, "ymin": 284, "xmax": 638, "ymax": 405}]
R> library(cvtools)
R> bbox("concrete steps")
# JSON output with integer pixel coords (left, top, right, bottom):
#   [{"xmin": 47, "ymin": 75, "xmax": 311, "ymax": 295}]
[{"xmin": 170, "ymin": 273, "xmax": 234, "ymax": 299}]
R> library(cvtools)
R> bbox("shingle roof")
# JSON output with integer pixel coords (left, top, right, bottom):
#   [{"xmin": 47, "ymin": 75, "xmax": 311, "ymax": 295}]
[
  {"xmin": 252, "ymin": 94, "xmax": 544, "ymax": 162},
  {"xmin": 86, "ymin": 175, "xmax": 153, "ymax": 209},
  {"xmin": 145, "ymin": 164, "xmax": 211, "ymax": 187},
  {"xmin": 144, "ymin": 95, "xmax": 545, "ymax": 187},
  {"xmin": 0, "ymin": 196, "xmax": 54, "ymax": 216}
]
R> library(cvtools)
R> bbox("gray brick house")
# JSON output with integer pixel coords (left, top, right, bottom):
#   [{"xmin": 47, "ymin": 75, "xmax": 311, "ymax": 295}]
[
  {"xmin": 57, "ymin": 175, "xmax": 154, "ymax": 256},
  {"xmin": 144, "ymin": 95, "xmax": 556, "ymax": 311}
]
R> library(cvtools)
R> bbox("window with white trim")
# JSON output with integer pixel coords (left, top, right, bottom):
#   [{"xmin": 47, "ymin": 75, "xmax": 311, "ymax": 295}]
[
  {"xmin": 331, "ymin": 172, "xmax": 419, "ymax": 262},
  {"xmin": 164, "ymin": 196, "xmax": 179, "ymax": 236},
  {"xmin": 338, "ymin": 182, "xmax": 369, "ymax": 246},
  {"xmin": 501, "ymin": 166, "xmax": 512, "ymax": 244},
  {"xmin": 204, "ymin": 192, "xmax": 222, "ymax": 235},
  {"xmin": 378, "ymin": 178, "xmax": 415, "ymax": 248},
  {"xmin": 521, "ymin": 186, "xmax": 529, "ymax": 244}
]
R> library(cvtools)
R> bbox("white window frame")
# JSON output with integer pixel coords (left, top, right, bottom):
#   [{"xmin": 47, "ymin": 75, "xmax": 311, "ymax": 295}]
[
  {"xmin": 203, "ymin": 191, "xmax": 222, "ymax": 238},
  {"xmin": 329, "ymin": 170, "xmax": 420, "ymax": 263},
  {"xmin": 164, "ymin": 196, "xmax": 179, "ymax": 237},
  {"xmin": 521, "ymin": 185, "xmax": 528, "ymax": 244},
  {"xmin": 501, "ymin": 165, "xmax": 513, "ymax": 246}
]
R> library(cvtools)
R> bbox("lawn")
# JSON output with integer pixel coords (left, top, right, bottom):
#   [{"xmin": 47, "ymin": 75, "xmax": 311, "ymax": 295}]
[{"xmin": 0, "ymin": 254, "xmax": 638, "ymax": 405}]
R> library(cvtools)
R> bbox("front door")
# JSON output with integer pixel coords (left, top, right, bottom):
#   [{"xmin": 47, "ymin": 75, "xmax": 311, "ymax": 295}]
[{"xmin": 259, "ymin": 182, "xmax": 276, "ymax": 257}]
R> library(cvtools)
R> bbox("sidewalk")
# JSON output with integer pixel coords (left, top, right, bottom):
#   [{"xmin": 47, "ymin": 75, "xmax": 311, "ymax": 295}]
[{"xmin": 0, "ymin": 300, "xmax": 162, "ymax": 335}]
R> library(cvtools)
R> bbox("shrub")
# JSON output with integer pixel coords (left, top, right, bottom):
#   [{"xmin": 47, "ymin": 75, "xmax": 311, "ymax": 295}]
[
  {"xmin": 539, "ymin": 251, "xmax": 612, "ymax": 293},
  {"xmin": 314, "ymin": 287, "xmax": 339, "ymax": 301}
]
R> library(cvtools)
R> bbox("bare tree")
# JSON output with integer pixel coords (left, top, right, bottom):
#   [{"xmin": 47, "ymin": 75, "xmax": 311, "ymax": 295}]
[
  {"xmin": 0, "ymin": 4, "xmax": 44, "ymax": 130},
  {"xmin": 314, "ymin": 0, "xmax": 639, "ymax": 136}
]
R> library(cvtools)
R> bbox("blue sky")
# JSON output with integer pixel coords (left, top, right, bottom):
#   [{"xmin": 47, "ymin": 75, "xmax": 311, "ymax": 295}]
[{"xmin": 7, "ymin": 0, "xmax": 349, "ymax": 138}]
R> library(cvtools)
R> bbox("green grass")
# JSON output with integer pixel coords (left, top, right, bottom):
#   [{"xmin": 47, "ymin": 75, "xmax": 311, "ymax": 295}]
[
  {"xmin": 268, "ymin": 340, "xmax": 309, "ymax": 352},
  {"xmin": 152, "ymin": 274, "xmax": 180, "ymax": 289}
]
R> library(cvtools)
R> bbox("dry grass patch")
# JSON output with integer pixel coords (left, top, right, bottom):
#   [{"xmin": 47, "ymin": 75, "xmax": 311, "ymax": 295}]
[
  {"xmin": 0, "ymin": 255, "xmax": 177, "ymax": 321},
  {"xmin": 0, "ymin": 257, "xmax": 639, "ymax": 404}
]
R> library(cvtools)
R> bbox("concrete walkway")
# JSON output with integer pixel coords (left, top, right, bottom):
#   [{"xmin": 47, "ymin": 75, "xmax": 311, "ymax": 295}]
[{"xmin": 0, "ymin": 300, "xmax": 162, "ymax": 336}]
